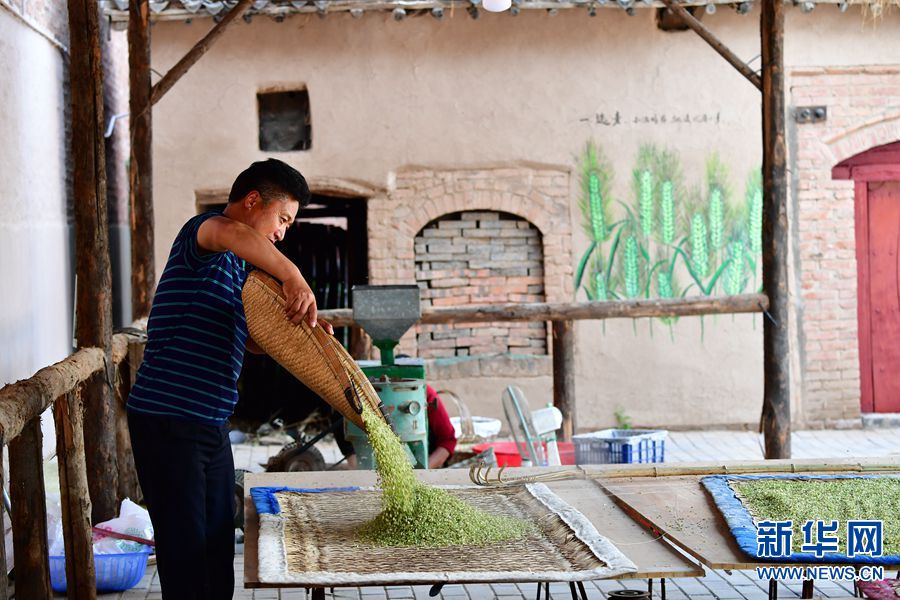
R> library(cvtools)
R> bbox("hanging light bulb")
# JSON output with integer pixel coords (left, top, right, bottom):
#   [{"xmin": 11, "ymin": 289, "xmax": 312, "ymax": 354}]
[{"xmin": 483, "ymin": 0, "xmax": 512, "ymax": 11}]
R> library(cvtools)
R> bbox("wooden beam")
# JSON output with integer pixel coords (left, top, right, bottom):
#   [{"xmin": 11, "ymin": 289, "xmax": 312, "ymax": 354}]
[
  {"xmin": 317, "ymin": 292, "xmax": 768, "ymax": 327},
  {"xmin": 8, "ymin": 418, "xmax": 51, "ymax": 599},
  {"xmin": 54, "ymin": 391, "xmax": 96, "ymax": 600},
  {"xmin": 658, "ymin": 0, "xmax": 762, "ymax": 91},
  {"xmin": 552, "ymin": 320, "xmax": 576, "ymax": 442},
  {"xmin": 129, "ymin": 0, "xmax": 155, "ymax": 318},
  {"xmin": 68, "ymin": 0, "xmax": 118, "ymax": 522},
  {"xmin": 760, "ymin": 0, "xmax": 790, "ymax": 459},
  {"xmin": 150, "ymin": 0, "xmax": 253, "ymax": 106},
  {"xmin": 103, "ymin": 0, "xmax": 869, "ymax": 23}
]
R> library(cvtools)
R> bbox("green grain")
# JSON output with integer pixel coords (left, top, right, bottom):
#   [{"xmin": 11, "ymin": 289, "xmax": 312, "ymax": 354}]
[
  {"xmin": 358, "ymin": 402, "xmax": 531, "ymax": 547},
  {"xmin": 623, "ymin": 235, "xmax": 640, "ymax": 298},
  {"xmin": 639, "ymin": 170, "xmax": 654, "ymax": 238},
  {"xmin": 589, "ymin": 173, "xmax": 606, "ymax": 242},
  {"xmin": 724, "ymin": 241, "xmax": 745, "ymax": 295},
  {"xmin": 749, "ymin": 188, "xmax": 763, "ymax": 255},
  {"xmin": 709, "ymin": 188, "xmax": 724, "ymax": 251},
  {"xmin": 660, "ymin": 181, "xmax": 676, "ymax": 245},
  {"xmin": 735, "ymin": 478, "xmax": 900, "ymax": 555},
  {"xmin": 690, "ymin": 213, "xmax": 709, "ymax": 278}
]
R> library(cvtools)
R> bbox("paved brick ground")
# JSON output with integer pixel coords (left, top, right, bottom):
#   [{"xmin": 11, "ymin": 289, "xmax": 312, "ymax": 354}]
[{"xmin": 100, "ymin": 428, "xmax": 900, "ymax": 599}]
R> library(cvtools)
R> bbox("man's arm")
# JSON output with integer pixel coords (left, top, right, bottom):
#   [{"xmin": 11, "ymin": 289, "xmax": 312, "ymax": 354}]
[
  {"xmin": 428, "ymin": 447, "xmax": 451, "ymax": 469},
  {"xmin": 197, "ymin": 216, "xmax": 332, "ymax": 333}
]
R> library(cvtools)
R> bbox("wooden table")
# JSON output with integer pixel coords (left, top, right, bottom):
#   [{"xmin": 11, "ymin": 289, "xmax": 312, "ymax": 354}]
[
  {"xmin": 587, "ymin": 459, "xmax": 900, "ymax": 600},
  {"xmin": 243, "ymin": 469, "xmax": 703, "ymax": 597},
  {"xmin": 244, "ymin": 459, "xmax": 900, "ymax": 599}
]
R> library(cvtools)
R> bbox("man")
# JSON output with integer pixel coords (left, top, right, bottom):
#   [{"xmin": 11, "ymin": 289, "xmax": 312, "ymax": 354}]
[{"xmin": 127, "ymin": 159, "xmax": 330, "ymax": 598}]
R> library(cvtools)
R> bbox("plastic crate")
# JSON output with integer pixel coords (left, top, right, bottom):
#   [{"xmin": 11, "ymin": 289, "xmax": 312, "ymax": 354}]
[
  {"xmin": 572, "ymin": 429, "xmax": 668, "ymax": 464},
  {"xmin": 49, "ymin": 549, "xmax": 151, "ymax": 593}
]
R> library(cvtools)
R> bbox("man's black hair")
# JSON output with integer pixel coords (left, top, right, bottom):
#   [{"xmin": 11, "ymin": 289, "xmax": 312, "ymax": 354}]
[{"xmin": 228, "ymin": 158, "xmax": 311, "ymax": 207}]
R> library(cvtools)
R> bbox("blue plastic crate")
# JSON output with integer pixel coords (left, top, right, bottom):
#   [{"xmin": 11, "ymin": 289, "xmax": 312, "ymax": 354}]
[
  {"xmin": 572, "ymin": 429, "xmax": 667, "ymax": 464},
  {"xmin": 49, "ymin": 549, "xmax": 151, "ymax": 593}
]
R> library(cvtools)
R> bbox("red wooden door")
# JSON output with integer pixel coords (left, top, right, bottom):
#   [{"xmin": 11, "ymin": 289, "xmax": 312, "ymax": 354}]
[{"xmin": 866, "ymin": 181, "xmax": 900, "ymax": 412}]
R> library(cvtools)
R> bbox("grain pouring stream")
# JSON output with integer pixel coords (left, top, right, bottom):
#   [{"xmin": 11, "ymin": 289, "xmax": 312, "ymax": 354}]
[{"xmin": 358, "ymin": 402, "xmax": 531, "ymax": 547}]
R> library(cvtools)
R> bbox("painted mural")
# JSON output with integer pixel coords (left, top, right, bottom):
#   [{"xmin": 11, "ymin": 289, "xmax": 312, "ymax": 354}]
[{"xmin": 574, "ymin": 141, "xmax": 763, "ymax": 328}]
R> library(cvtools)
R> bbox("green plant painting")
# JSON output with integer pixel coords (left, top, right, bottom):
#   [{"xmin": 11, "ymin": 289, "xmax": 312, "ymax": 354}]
[{"xmin": 575, "ymin": 141, "xmax": 763, "ymax": 332}]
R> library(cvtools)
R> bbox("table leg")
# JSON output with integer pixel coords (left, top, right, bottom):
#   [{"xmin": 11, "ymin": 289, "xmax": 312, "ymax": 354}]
[
  {"xmin": 768, "ymin": 579, "xmax": 778, "ymax": 600},
  {"xmin": 576, "ymin": 581, "xmax": 588, "ymax": 600},
  {"xmin": 311, "ymin": 587, "xmax": 325, "ymax": 600},
  {"xmin": 801, "ymin": 579, "xmax": 814, "ymax": 598},
  {"xmin": 648, "ymin": 578, "xmax": 653, "ymax": 596},
  {"xmin": 661, "ymin": 577, "xmax": 667, "ymax": 600}
]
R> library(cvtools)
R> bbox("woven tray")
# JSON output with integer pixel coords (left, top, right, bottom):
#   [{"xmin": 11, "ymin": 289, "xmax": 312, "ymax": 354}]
[
  {"xmin": 253, "ymin": 483, "xmax": 636, "ymax": 586},
  {"xmin": 242, "ymin": 270, "xmax": 383, "ymax": 430}
]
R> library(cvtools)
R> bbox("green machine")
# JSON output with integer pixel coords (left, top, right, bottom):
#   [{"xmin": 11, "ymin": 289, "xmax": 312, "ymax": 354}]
[{"xmin": 344, "ymin": 285, "xmax": 430, "ymax": 469}]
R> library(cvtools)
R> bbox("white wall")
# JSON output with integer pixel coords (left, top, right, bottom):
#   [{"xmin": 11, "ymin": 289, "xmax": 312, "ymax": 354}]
[
  {"xmin": 0, "ymin": 7, "xmax": 72, "ymax": 456},
  {"xmin": 147, "ymin": 6, "xmax": 900, "ymax": 430}
]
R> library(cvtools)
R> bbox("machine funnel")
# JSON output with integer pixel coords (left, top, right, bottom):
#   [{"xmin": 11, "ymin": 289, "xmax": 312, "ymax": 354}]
[{"xmin": 352, "ymin": 285, "xmax": 421, "ymax": 365}]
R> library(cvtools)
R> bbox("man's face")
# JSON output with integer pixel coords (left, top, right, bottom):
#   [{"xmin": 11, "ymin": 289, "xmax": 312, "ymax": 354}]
[{"xmin": 247, "ymin": 193, "xmax": 300, "ymax": 244}]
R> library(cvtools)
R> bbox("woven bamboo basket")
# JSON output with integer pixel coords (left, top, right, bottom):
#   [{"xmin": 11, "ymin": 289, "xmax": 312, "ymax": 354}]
[{"xmin": 242, "ymin": 270, "xmax": 383, "ymax": 430}]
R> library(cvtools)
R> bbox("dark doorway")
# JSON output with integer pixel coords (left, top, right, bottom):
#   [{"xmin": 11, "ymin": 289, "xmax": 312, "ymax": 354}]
[{"xmin": 231, "ymin": 193, "xmax": 368, "ymax": 430}]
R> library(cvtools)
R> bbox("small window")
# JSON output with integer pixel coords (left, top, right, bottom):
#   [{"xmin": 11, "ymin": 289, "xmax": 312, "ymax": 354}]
[{"xmin": 257, "ymin": 88, "xmax": 312, "ymax": 151}]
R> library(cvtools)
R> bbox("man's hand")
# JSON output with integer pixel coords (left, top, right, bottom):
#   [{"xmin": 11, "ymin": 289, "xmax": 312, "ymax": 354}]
[{"xmin": 282, "ymin": 273, "xmax": 318, "ymax": 327}]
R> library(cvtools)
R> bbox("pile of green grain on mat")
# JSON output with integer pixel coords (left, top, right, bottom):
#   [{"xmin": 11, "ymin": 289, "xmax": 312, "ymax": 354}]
[
  {"xmin": 735, "ymin": 478, "xmax": 900, "ymax": 555},
  {"xmin": 357, "ymin": 403, "xmax": 530, "ymax": 547}
]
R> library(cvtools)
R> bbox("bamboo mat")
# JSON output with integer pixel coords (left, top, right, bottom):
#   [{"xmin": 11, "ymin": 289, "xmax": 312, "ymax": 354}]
[{"xmin": 254, "ymin": 483, "xmax": 636, "ymax": 585}]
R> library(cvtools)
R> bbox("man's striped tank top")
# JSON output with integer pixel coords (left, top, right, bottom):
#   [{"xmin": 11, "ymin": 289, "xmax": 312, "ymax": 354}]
[{"xmin": 127, "ymin": 211, "xmax": 249, "ymax": 425}]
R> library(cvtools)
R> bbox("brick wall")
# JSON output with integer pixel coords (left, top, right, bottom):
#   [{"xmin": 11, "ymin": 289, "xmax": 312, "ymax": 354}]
[
  {"xmin": 791, "ymin": 66, "xmax": 900, "ymax": 426},
  {"xmin": 368, "ymin": 165, "xmax": 572, "ymax": 359},
  {"xmin": 415, "ymin": 211, "xmax": 547, "ymax": 358}
]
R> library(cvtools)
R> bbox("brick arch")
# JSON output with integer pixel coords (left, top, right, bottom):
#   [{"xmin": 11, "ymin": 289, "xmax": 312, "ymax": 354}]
[
  {"xmin": 825, "ymin": 109, "xmax": 900, "ymax": 167},
  {"xmin": 414, "ymin": 211, "xmax": 548, "ymax": 358},
  {"xmin": 368, "ymin": 166, "xmax": 573, "ymax": 304},
  {"xmin": 398, "ymin": 193, "xmax": 558, "ymax": 240}
]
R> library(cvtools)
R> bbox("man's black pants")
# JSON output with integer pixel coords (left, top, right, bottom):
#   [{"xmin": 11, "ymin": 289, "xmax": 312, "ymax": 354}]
[{"xmin": 128, "ymin": 411, "xmax": 235, "ymax": 599}]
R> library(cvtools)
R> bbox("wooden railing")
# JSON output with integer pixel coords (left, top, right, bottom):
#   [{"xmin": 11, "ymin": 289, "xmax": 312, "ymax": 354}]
[
  {"xmin": 0, "ymin": 292, "xmax": 766, "ymax": 598},
  {"xmin": 0, "ymin": 327, "xmax": 147, "ymax": 600}
]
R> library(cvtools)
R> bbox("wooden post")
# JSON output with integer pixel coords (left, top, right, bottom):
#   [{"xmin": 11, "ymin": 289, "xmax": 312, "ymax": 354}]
[
  {"xmin": 552, "ymin": 320, "xmax": 576, "ymax": 442},
  {"xmin": 115, "ymin": 342, "xmax": 144, "ymax": 504},
  {"xmin": 129, "ymin": 0, "xmax": 155, "ymax": 318},
  {"xmin": 54, "ymin": 391, "xmax": 96, "ymax": 600},
  {"xmin": 760, "ymin": 0, "xmax": 790, "ymax": 459},
  {"xmin": 68, "ymin": 0, "xmax": 119, "ymax": 521},
  {"xmin": 8, "ymin": 418, "xmax": 51, "ymax": 599}
]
